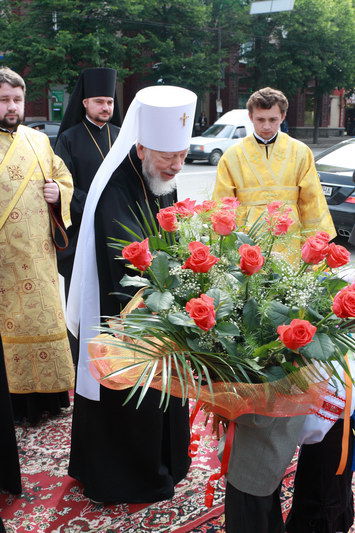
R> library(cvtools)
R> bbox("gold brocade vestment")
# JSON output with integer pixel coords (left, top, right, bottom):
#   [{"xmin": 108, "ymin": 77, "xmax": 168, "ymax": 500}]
[
  {"xmin": 0, "ymin": 125, "xmax": 75, "ymax": 393},
  {"xmin": 213, "ymin": 132, "xmax": 336, "ymax": 263}
]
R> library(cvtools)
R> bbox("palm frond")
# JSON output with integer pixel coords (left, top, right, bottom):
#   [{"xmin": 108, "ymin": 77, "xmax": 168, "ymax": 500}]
[
  {"xmin": 163, "ymin": 353, "xmax": 173, "ymax": 412},
  {"xmin": 172, "ymin": 351, "xmax": 187, "ymax": 403},
  {"xmin": 247, "ymin": 212, "xmax": 267, "ymax": 239},
  {"xmin": 200, "ymin": 363, "xmax": 214, "ymax": 400},
  {"xmin": 235, "ymin": 363, "xmax": 254, "ymax": 384},
  {"xmin": 136, "ymin": 201, "xmax": 160, "ymax": 236},
  {"xmin": 122, "ymin": 362, "xmax": 153, "ymax": 406},
  {"xmin": 107, "ymin": 238, "xmax": 133, "ymax": 250},
  {"xmin": 189, "ymin": 354, "xmax": 203, "ymax": 401},
  {"xmin": 103, "ymin": 360, "xmax": 150, "ymax": 379},
  {"xmin": 127, "ymin": 206, "xmax": 150, "ymax": 238},
  {"xmin": 136, "ymin": 360, "xmax": 160, "ymax": 408},
  {"xmin": 113, "ymin": 221, "xmax": 143, "ymax": 241},
  {"xmin": 159, "ymin": 356, "xmax": 168, "ymax": 408}
]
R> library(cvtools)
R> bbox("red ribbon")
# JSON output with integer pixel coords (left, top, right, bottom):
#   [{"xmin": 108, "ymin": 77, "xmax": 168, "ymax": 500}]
[
  {"xmin": 188, "ymin": 400, "xmax": 203, "ymax": 458},
  {"xmin": 188, "ymin": 401, "xmax": 236, "ymax": 507},
  {"xmin": 205, "ymin": 420, "xmax": 236, "ymax": 508},
  {"xmin": 336, "ymin": 354, "xmax": 352, "ymax": 475},
  {"xmin": 190, "ymin": 400, "xmax": 203, "ymax": 427},
  {"xmin": 188, "ymin": 433, "xmax": 201, "ymax": 457}
]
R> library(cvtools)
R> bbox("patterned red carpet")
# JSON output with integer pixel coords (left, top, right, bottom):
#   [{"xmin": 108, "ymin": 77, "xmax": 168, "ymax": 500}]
[
  {"xmin": 0, "ymin": 402, "xmax": 297, "ymax": 533},
  {"xmin": 0, "ymin": 403, "xmax": 226, "ymax": 532},
  {"xmin": 190, "ymin": 458, "xmax": 297, "ymax": 533}
]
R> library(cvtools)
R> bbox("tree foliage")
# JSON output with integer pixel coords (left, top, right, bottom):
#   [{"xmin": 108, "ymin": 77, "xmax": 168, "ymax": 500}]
[
  {"xmin": 204, "ymin": 0, "xmax": 251, "ymax": 104},
  {"xmin": 0, "ymin": 0, "xmax": 146, "ymax": 96},
  {"xmin": 0, "ymin": 0, "xmax": 353, "ymax": 109},
  {"xmin": 244, "ymin": 0, "xmax": 355, "ymax": 96},
  {"xmin": 0, "ymin": 0, "xmax": 221, "ymax": 97},
  {"xmin": 121, "ymin": 0, "xmax": 221, "ymax": 96},
  {"xmin": 243, "ymin": 0, "xmax": 354, "ymax": 139}
]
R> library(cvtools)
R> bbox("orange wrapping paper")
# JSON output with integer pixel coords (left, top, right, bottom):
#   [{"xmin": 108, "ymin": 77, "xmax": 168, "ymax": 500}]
[{"xmin": 88, "ymin": 334, "xmax": 328, "ymax": 419}]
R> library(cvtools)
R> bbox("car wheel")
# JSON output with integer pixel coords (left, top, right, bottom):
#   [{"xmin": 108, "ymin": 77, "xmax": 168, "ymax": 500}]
[
  {"xmin": 185, "ymin": 157, "xmax": 193, "ymax": 163},
  {"xmin": 209, "ymin": 150, "xmax": 222, "ymax": 166}
]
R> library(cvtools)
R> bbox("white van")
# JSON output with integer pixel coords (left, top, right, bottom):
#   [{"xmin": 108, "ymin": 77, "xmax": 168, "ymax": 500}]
[{"xmin": 187, "ymin": 109, "xmax": 254, "ymax": 165}]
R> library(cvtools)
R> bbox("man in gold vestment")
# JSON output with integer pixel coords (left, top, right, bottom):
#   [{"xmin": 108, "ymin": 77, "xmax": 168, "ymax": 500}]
[
  {"xmin": 213, "ymin": 87, "xmax": 336, "ymax": 264},
  {"xmin": 0, "ymin": 67, "xmax": 74, "ymax": 424},
  {"xmin": 213, "ymin": 87, "xmax": 336, "ymax": 533}
]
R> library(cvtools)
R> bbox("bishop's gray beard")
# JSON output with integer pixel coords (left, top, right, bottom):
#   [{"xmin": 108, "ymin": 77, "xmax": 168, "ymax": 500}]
[{"xmin": 142, "ymin": 161, "xmax": 177, "ymax": 197}]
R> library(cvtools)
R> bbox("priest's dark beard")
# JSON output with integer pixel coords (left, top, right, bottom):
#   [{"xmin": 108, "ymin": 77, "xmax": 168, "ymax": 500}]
[
  {"xmin": 142, "ymin": 160, "xmax": 177, "ymax": 197},
  {"xmin": 0, "ymin": 116, "xmax": 22, "ymax": 131}
]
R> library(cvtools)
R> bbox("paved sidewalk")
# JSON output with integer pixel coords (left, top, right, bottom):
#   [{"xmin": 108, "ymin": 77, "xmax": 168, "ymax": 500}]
[{"xmin": 295, "ymin": 135, "xmax": 348, "ymax": 151}]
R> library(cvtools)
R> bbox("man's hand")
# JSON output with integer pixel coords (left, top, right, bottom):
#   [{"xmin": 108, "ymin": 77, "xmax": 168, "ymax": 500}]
[{"xmin": 44, "ymin": 178, "xmax": 60, "ymax": 204}]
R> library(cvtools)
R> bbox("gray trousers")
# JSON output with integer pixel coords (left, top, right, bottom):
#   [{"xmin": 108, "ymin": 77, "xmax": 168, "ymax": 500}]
[{"xmin": 227, "ymin": 414, "xmax": 306, "ymax": 496}]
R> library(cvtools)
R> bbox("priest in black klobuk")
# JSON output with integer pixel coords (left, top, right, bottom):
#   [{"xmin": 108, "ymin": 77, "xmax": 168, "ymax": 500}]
[
  {"xmin": 55, "ymin": 67, "xmax": 120, "ymax": 288},
  {"xmin": 66, "ymin": 85, "xmax": 197, "ymax": 503},
  {"xmin": 55, "ymin": 67, "xmax": 120, "ymax": 363}
]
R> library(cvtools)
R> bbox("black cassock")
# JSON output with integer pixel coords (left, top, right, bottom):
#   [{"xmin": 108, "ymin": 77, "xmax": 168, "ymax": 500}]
[
  {"xmin": 54, "ymin": 117, "xmax": 120, "ymax": 280},
  {"xmin": 0, "ymin": 337, "xmax": 21, "ymax": 497},
  {"xmin": 68, "ymin": 146, "xmax": 191, "ymax": 503},
  {"xmin": 286, "ymin": 419, "xmax": 354, "ymax": 533},
  {"xmin": 55, "ymin": 118, "xmax": 120, "ymax": 365}
]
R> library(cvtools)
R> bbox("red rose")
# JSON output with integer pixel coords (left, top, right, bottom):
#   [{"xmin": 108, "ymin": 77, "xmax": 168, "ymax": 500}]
[
  {"xmin": 174, "ymin": 198, "xmax": 196, "ymax": 217},
  {"xmin": 315, "ymin": 231, "xmax": 331, "ymax": 243},
  {"xmin": 186, "ymin": 293, "xmax": 216, "ymax": 331},
  {"xmin": 265, "ymin": 202, "xmax": 293, "ymax": 236},
  {"xmin": 301, "ymin": 236, "xmax": 330, "ymax": 264},
  {"xmin": 238, "ymin": 244, "xmax": 265, "ymax": 275},
  {"xmin": 332, "ymin": 284, "xmax": 355, "ymax": 318},
  {"xmin": 210, "ymin": 209, "xmax": 236, "ymax": 235},
  {"xmin": 194, "ymin": 200, "xmax": 217, "ymax": 213},
  {"xmin": 221, "ymin": 197, "xmax": 240, "ymax": 209},
  {"xmin": 182, "ymin": 241, "xmax": 220, "ymax": 273},
  {"xmin": 277, "ymin": 319, "xmax": 317, "ymax": 350},
  {"xmin": 326, "ymin": 243, "xmax": 350, "ymax": 269},
  {"xmin": 273, "ymin": 214, "xmax": 294, "ymax": 236},
  {"xmin": 156, "ymin": 206, "xmax": 178, "ymax": 232},
  {"xmin": 266, "ymin": 201, "xmax": 283, "ymax": 215},
  {"xmin": 122, "ymin": 238, "xmax": 152, "ymax": 271}
]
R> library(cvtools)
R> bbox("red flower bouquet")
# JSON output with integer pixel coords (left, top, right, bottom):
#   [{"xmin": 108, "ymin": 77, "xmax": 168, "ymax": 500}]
[{"xmin": 88, "ymin": 198, "xmax": 355, "ymax": 418}]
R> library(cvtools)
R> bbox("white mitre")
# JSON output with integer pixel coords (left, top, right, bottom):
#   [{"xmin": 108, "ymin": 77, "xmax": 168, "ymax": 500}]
[{"xmin": 137, "ymin": 85, "xmax": 196, "ymax": 151}]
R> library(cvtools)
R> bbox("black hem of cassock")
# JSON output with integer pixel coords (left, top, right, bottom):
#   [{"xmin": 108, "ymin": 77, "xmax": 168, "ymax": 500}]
[
  {"xmin": 0, "ymin": 338, "xmax": 21, "ymax": 496},
  {"xmin": 225, "ymin": 482, "xmax": 285, "ymax": 533},
  {"xmin": 68, "ymin": 387, "xmax": 191, "ymax": 504},
  {"xmin": 10, "ymin": 391, "xmax": 70, "ymax": 426},
  {"xmin": 286, "ymin": 419, "xmax": 354, "ymax": 533}
]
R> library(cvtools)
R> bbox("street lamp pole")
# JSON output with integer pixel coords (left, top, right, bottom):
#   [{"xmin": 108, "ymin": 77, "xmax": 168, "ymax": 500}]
[{"xmin": 216, "ymin": 23, "xmax": 222, "ymax": 119}]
